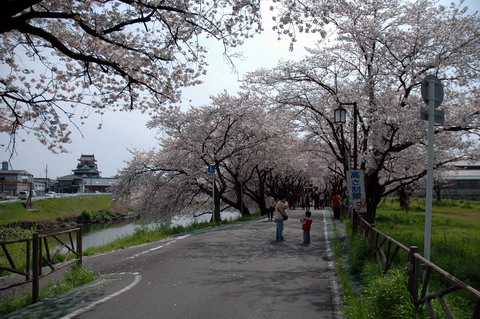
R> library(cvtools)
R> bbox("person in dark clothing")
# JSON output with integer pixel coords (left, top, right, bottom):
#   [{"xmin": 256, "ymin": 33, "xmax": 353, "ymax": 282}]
[{"xmin": 312, "ymin": 191, "xmax": 320, "ymax": 210}]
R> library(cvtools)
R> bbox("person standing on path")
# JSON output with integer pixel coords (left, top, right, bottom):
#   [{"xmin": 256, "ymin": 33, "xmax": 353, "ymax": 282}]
[
  {"xmin": 304, "ymin": 192, "xmax": 311, "ymax": 210},
  {"xmin": 312, "ymin": 191, "xmax": 320, "ymax": 210},
  {"xmin": 332, "ymin": 194, "xmax": 342, "ymax": 219},
  {"xmin": 265, "ymin": 193, "xmax": 275, "ymax": 221},
  {"xmin": 319, "ymin": 192, "xmax": 325, "ymax": 209},
  {"xmin": 300, "ymin": 210, "xmax": 313, "ymax": 244},
  {"xmin": 275, "ymin": 194, "xmax": 289, "ymax": 241}
]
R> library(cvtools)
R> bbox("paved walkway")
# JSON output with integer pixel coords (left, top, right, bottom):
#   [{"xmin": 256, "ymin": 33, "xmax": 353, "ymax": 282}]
[{"xmin": 2, "ymin": 209, "xmax": 346, "ymax": 319}]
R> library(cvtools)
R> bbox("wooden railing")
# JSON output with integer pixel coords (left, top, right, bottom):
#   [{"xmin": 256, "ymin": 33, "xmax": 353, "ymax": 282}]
[
  {"xmin": 0, "ymin": 227, "xmax": 82, "ymax": 303},
  {"xmin": 350, "ymin": 211, "xmax": 480, "ymax": 319}
]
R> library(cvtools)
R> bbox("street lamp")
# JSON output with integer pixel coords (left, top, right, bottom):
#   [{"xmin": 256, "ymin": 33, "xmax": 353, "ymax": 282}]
[
  {"xmin": 334, "ymin": 107, "xmax": 347, "ymax": 124},
  {"xmin": 334, "ymin": 102, "xmax": 358, "ymax": 170}
]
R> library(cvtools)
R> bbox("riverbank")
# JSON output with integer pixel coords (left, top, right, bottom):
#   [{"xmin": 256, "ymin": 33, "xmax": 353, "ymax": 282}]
[{"xmin": 0, "ymin": 195, "xmax": 135, "ymax": 238}]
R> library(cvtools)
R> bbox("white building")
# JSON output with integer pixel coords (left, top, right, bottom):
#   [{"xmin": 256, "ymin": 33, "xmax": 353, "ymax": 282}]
[{"xmin": 416, "ymin": 161, "xmax": 480, "ymax": 201}]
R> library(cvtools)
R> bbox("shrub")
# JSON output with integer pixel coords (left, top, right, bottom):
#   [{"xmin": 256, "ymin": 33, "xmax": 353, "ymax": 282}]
[
  {"xmin": 365, "ymin": 270, "xmax": 420, "ymax": 319},
  {"xmin": 76, "ymin": 210, "xmax": 92, "ymax": 224}
]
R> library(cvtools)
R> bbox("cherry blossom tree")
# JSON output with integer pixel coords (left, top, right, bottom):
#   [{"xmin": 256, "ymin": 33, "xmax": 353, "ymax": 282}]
[
  {"xmin": 1, "ymin": 0, "xmax": 262, "ymax": 152},
  {"xmin": 245, "ymin": 0, "xmax": 480, "ymax": 222},
  {"xmin": 113, "ymin": 91, "xmax": 310, "ymax": 220}
]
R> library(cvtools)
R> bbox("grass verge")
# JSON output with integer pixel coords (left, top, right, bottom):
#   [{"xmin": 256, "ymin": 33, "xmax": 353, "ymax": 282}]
[
  {"xmin": 335, "ymin": 223, "xmax": 421, "ymax": 319},
  {"xmin": 376, "ymin": 197, "xmax": 479, "ymax": 317},
  {"xmin": 335, "ymin": 198, "xmax": 480, "ymax": 318},
  {"xmin": 0, "ymin": 264, "xmax": 98, "ymax": 316}
]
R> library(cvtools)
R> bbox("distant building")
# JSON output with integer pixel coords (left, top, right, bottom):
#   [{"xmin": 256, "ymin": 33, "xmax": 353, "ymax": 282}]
[
  {"xmin": 438, "ymin": 161, "xmax": 480, "ymax": 200},
  {"xmin": 72, "ymin": 154, "xmax": 101, "ymax": 177},
  {"xmin": 56, "ymin": 175, "xmax": 85, "ymax": 193},
  {"xmin": 415, "ymin": 161, "xmax": 480, "ymax": 201},
  {"xmin": 83, "ymin": 177, "xmax": 118, "ymax": 193},
  {"xmin": 33, "ymin": 177, "xmax": 56, "ymax": 195},
  {"xmin": 56, "ymin": 154, "xmax": 117, "ymax": 193},
  {"xmin": 33, "ymin": 178, "xmax": 46, "ymax": 196},
  {"xmin": 0, "ymin": 161, "xmax": 34, "ymax": 196}
]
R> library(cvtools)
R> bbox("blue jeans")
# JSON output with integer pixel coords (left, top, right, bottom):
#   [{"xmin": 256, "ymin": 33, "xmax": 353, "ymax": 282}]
[
  {"xmin": 276, "ymin": 219, "xmax": 284, "ymax": 240},
  {"xmin": 303, "ymin": 230, "xmax": 310, "ymax": 243}
]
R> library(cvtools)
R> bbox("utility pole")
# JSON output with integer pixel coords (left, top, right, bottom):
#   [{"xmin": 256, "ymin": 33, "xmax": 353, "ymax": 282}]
[
  {"xmin": 45, "ymin": 165, "xmax": 49, "ymax": 193},
  {"xmin": 420, "ymin": 75, "xmax": 444, "ymax": 264}
]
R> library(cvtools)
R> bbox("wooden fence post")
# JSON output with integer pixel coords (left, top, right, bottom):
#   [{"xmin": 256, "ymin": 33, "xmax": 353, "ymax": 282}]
[
  {"xmin": 370, "ymin": 226, "xmax": 377, "ymax": 256},
  {"xmin": 32, "ymin": 233, "xmax": 40, "ymax": 304},
  {"xmin": 473, "ymin": 298, "xmax": 480, "ymax": 319},
  {"xmin": 408, "ymin": 246, "xmax": 419, "ymax": 304},
  {"xmin": 352, "ymin": 211, "xmax": 359, "ymax": 233},
  {"xmin": 77, "ymin": 226, "xmax": 83, "ymax": 265},
  {"xmin": 26, "ymin": 239, "xmax": 31, "ymax": 281}
]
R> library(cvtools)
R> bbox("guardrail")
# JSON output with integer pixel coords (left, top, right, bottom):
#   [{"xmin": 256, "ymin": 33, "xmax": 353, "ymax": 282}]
[
  {"xmin": 0, "ymin": 227, "xmax": 82, "ymax": 303},
  {"xmin": 349, "ymin": 211, "xmax": 480, "ymax": 318}
]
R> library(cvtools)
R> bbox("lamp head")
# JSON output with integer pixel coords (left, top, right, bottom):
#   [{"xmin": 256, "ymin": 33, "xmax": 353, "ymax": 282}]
[{"xmin": 334, "ymin": 107, "xmax": 347, "ymax": 124}]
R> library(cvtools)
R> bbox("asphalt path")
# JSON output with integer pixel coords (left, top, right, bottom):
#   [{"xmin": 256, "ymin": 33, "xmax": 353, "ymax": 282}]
[{"xmin": 2, "ymin": 209, "xmax": 343, "ymax": 319}]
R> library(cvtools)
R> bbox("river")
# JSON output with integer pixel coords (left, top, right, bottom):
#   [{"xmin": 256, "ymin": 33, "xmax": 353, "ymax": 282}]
[{"xmin": 80, "ymin": 211, "xmax": 242, "ymax": 249}]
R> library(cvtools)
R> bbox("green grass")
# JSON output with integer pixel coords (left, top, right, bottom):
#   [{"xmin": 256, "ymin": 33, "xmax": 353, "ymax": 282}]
[
  {"xmin": 0, "ymin": 228, "xmax": 36, "ymax": 277},
  {"xmin": 334, "ymin": 198, "xmax": 480, "ymax": 318},
  {"xmin": 0, "ymin": 195, "xmax": 116, "ymax": 226},
  {"xmin": 373, "ymin": 197, "xmax": 480, "ymax": 318},
  {"xmin": 332, "ymin": 222, "xmax": 370, "ymax": 318},
  {"xmin": 1, "ymin": 195, "xmax": 120, "ymax": 277},
  {"xmin": 0, "ymin": 264, "xmax": 98, "ymax": 316},
  {"xmin": 336, "ymin": 222, "xmax": 422, "ymax": 319},
  {"xmin": 376, "ymin": 198, "xmax": 480, "ymax": 285}
]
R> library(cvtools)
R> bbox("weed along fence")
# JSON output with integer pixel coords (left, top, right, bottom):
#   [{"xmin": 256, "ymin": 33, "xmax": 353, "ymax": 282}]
[
  {"xmin": 349, "ymin": 211, "xmax": 480, "ymax": 319},
  {"xmin": 0, "ymin": 227, "xmax": 82, "ymax": 303}
]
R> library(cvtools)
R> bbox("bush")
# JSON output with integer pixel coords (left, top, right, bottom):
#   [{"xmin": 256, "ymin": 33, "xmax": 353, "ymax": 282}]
[
  {"xmin": 365, "ymin": 270, "xmax": 420, "ymax": 319},
  {"xmin": 76, "ymin": 210, "xmax": 118, "ymax": 224},
  {"xmin": 76, "ymin": 210, "xmax": 93, "ymax": 224}
]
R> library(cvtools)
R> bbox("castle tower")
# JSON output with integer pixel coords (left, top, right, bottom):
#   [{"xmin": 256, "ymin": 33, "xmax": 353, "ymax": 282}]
[{"xmin": 72, "ymin": 154, "xmax": 101, "ymax": 178}]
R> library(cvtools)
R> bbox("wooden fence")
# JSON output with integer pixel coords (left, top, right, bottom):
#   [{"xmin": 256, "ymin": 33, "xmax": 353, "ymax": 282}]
[
  {"xmin": 0, "ymin": 227, "xmax": 82, "ymax": 303},
  {"xmin": 349, "ymin": 211, "xmax": 480, "ymax": 319}
]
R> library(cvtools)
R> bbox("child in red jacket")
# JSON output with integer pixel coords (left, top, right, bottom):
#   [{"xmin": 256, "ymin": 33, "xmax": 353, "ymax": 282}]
[{"xmin": 300, "ymin": 211, "xmax": 313, "ymax": 244}]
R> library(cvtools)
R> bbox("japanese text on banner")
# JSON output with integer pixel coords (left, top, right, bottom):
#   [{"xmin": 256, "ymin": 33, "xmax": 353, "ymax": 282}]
[{"xmin": 346, "ymin": 170, "xmax": 367, "ymax": 213}]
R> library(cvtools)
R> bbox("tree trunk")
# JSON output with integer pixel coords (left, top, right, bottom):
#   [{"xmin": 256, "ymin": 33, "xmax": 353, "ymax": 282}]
[
  {"xmin": 433, "ymin": 181, "xmax": 442, "ymax": 201},
  {"xmin": 235, "ymin": 181, "xmax": 250, "ymax": 217},
  {"xmin": 399, "ymin": 186, "xmax": 409, "ymax": 212},
  {"xmin": 365, "ymin": 171, "xmax": 384, "ymax": 224},
  {"xmin": 213, "ymin": 182, "xmax": 221, "ymax": 222}
]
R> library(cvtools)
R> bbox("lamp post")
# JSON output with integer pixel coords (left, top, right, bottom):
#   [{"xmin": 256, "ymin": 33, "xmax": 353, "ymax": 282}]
[{"xmin": 334, "ymin": 102, "xmax": 358, "ymax": 170}]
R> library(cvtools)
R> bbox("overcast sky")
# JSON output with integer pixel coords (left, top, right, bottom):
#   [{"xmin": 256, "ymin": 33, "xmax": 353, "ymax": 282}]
[{"xmin": 2, "ymin": 0, "xmax": 478, "ymax": 179}]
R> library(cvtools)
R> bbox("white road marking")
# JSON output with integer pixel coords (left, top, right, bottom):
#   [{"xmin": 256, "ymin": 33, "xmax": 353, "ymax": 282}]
[
  {"xmin": 124, "ymin": 234, "xmax": 190, "ymax": 260},
  {"xmin": 60, "ymin": 272, "xmax": 142, "ymax": 319}
]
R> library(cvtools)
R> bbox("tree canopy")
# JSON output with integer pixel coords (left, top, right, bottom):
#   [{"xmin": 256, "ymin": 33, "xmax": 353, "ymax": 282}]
[
  {"xmin": 115, "ymin": 0, "xmax": 479, "ymax": 221},
  {"xmin": 3, "ymin": 0, "xmax": 479, "ymax": 221},
  {"xmin": 114, "ymin": 91, "xmax": 312, "ymax": 219},
  {"xmin": 244, "ymin": 0, "xmax": 480, "ymax": 221},
  {"xmin": 1, "ymin": 0, "xmax": 261, "ymax": 152}
]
